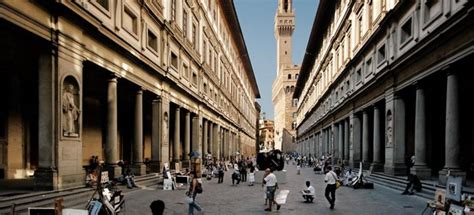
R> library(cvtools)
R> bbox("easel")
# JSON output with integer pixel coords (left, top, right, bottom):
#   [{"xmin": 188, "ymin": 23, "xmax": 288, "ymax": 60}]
[{"xmin": 86, "ymin": 166, "xmax": 125, "ymax": 215}]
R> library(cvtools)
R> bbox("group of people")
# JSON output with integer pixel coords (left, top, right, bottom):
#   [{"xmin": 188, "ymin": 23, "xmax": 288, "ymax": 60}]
[
  {"xmin": 202, "ymin": 157, "xmax": 257, "ymax": 186},
  {"xmin": 85, "ymin": 156, "xmax": 138, "ymax": 189}
]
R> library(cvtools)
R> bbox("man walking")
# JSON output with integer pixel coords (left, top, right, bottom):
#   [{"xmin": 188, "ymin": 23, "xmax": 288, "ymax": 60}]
[
  {"xmin": 324, "ymin": 166, "xmax": 338, "ymax": 209},
  {"xmin": 263, "ymin": 168, "xmax": 281, "ymax": 211}
]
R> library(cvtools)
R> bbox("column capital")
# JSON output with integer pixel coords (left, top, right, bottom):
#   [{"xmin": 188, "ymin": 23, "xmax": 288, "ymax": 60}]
[
  {"xmin": 153, "ymin": 96, "xmax": 162, "ymax": 103},
  {"xmin": 441, "ymin": 64, "xmax": 453, "ymax": 74},
  {"xmin": 109, "ymin": 73, "xmax": 121, "ymax": 80}
]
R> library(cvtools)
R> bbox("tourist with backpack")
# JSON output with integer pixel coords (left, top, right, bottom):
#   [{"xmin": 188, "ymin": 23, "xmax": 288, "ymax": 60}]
[{"xmin": 186, "ymin": 171, "xmax": 203, "ymax": 215}]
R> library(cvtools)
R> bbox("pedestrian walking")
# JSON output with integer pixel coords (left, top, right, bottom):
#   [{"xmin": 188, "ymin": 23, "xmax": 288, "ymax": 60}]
[
  {"xmin": 263, "ymin": 168, "xmax": 281, "ymax": 211},
  {"xmin": 240, "ymin": 161, "xmax": 247, "ymax": 182},
  {"xmin": 186, "ymin": 171, "xmax": 203, "ymax": 215},
  {"xmin": 218, "ymin": 163, "xmax": 224, "ymax": 183},
  {"xmin": 232, "ymin": 163, "xmax": 241, "ymax": 185},
  {"xmin": 324, "ymin": 166, "xmax": 338, "ymax": 209},
  {"xmin": 248, "ymin": 166, "xmax": 255, "ymax": 186}
]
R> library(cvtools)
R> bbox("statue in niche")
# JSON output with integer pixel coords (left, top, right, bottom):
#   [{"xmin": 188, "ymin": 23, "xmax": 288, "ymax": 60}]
[
  {"xmin": 62, "ymin": 83, "xmax": 80, "ymax": 137},
  {"xmin": 386, "ymin": 110, "xmax": 393, "ymax": 148}
]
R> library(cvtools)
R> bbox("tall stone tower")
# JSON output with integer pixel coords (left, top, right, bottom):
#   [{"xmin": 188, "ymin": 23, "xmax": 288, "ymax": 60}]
[{"xmin": 272, "ymin": 0, "xmax": 300, "ymax": 152}]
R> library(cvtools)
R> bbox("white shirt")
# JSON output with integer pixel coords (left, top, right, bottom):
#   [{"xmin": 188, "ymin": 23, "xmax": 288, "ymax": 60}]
[
  {"xmin": 264, "ymin": 173, "xmax": 277, "ymax": 186},
  {"xmin": 304, "ymin": 185, "xmax": 315, "ymax": 195},
  {"xmin": 324, "ymin": 171, "xmax": 337, "ymax": 185}
]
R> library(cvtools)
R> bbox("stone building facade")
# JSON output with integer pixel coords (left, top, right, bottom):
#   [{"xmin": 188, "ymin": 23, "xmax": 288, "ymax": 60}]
[
  {"xmin": 0, "ymin": 0, "xmax": 260, "ymax": 190},
  {"xmin": 294, "ymin": 0, "xmax": 473, "ymax": 184},
  {"xmin": 272, "ymin": 0, "xmax": 299, "ymax": 152}
]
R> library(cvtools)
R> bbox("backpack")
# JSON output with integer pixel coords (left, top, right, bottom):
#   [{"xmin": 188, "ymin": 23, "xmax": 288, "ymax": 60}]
[{"xmin": 195, "ymin": 181, "xmax": 203, "ymax": 194}]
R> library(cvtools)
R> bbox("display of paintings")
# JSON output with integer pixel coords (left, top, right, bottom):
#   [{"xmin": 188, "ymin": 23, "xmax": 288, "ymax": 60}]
[
  {"xmin": 446, "ymin": 176, "xmax": 462, "ymax": 202},
  {"xmin": 448, "ymin": 204, "xmax": 463, "ymax": 215}
]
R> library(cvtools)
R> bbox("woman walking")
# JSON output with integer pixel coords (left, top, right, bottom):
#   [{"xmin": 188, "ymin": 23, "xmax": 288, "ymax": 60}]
[{"xmin": 186, "ymin": 171, "xmax": 203, "ymax": 215}]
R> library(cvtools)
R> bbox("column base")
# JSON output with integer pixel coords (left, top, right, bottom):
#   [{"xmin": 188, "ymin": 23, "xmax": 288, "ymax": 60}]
[
  {"xmin": 438, "ymin": 168, "xmax": 466, "ymax": 185},
  {"xmin": 384, "ymin": 163, "xmax": 407, "ymax": 176},
  {"xmin": 105, "ymin": 164, "xmax": 122, "ymax": 180},
  {"xmin": 172, "ymin": 160, "xmax": 182, "ymax": 172},
  {"xmin": 362, "ymin": 161, "xmax": 371, "ymax": 170},
  {"xmin": 370, "ymin": 162, "xmax": 384, "ymax": 172},
  {"xmin": 148, "ymin": 161, "xmax": 161, "ymax": 173},
  {"xmin": 410, "ymin": 165, "xmax": 432, "ymax": 180},
  {"xmin": 34, "ymin": 168, "xmax": 58, "ymax": 190},
  {"xmin": 130, "ymin": 164, "xmax": 146, "ymax": 176},
  {"xmin": 181, "ymin": 160, "xmax": 191, "ymax": 169}
]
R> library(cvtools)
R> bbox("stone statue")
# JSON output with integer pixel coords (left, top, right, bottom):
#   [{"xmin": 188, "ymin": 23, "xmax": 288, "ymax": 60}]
[
  {"xmin": 386, "ymin": 111, "xmax": 393, "ymax": 148},
  {"xmin": 62, "ymin": 84, "xmax": 80, "ymax": 137}
]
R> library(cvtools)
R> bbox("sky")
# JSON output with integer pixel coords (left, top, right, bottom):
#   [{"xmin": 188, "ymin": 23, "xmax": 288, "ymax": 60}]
[{"xmin": 234, "ymin": 0, "xmax": 319, "ymax": 120}]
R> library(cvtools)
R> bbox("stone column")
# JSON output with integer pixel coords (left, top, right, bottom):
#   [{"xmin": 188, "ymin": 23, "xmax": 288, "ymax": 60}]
[
  {"xmin": 224, "ymin": 129, "xmax": 229, "ymax": 159},
  {"xmin": 209, "ymin": 122, "xmax": 214, "ymax": 156},
  {"xmin": 362, "ymin": 110, "xmax": 370, "ymax": 169},
  {"xmin": 338, "ymin": 123, "xmax": 343, "ymax": 164},
  {"xmin": 215, "ymin": 124, "xmax": 221, "ymax": 160},
  {"xmin": 321, "ymin": 130, "xmax": 326, "ymax": 156},
  {"xmin": 411, "ymin": 84, "xmax": 431, "ymax": 179},
  {"xmin": 344, "ymin": 119, "xmax": 350, "ymax": 164},
  {"xmin": 371, "ymin": 106, "xmax": 383, "ymax": 172},
  {"xmin": 183, "ymin": 111, "xmax": 191, "ymax": 165},
  {"xmin": 352, "ymin": 114, "xmax": 362, "ymax": 167},
  {"xmin": 150, "ymin": 97, "xmax": 161, "ymax": 172},
  {"xmin": 439, "ymin": 71, "xmax": 465, "ymax": 183},
  {"xmin": 132, "ymin": 89, "xmax": 145, "ymax": 175},
  {"xmin": 173, "ymin": 107, "xmax": 181, "ymax": 165},
  {"xmin": 191, "ymin": 115, "xmax": 200, "ymax": 156},
  {"xmin": 35, "ymin": 51, "xmax": 58, "ymax": 189},
  {"xmin": 105, "ymin": 76, "xmax": 121, "ymax": 178},
  {"xmin": 203, "ymin": 120, "xmax": 208, "ymax": 155}
]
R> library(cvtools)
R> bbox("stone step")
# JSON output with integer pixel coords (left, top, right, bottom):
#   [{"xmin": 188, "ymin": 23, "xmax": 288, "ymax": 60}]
[
  {"xmin": 0, "ymin": 173, "xmax": 163, "ymax": 214},
  {"xmin": 351, "ymin": 169, "xmax": 435, "ymax": 200},
  {"xmin": 366, "ymin": 175, "xmax": 435, "ymax": 200}
]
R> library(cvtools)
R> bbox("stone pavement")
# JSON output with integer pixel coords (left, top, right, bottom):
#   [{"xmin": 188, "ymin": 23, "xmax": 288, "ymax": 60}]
[{"xmin": 122, "ymin": 164, "xmax": 427, "ymax": 214}]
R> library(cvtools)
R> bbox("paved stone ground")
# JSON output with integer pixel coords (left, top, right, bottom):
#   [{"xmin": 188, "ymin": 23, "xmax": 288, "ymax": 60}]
[{"xmin": 122, "ymin": 164, "xmax": 427, "ymax": 214}]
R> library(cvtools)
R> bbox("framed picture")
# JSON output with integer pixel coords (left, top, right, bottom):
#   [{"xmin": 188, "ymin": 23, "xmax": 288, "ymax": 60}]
[
  {"xmin": 448, "ymin": 204, "xmax": 463, "ymax": 215},
  {"xmin": 446, "ymin": 176, "xmax": 462, "ymax": 201}
]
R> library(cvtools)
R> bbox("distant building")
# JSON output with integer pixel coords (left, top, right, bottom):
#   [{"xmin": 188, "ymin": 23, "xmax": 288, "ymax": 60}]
[
  {"xmin": 272, "ymin": 0, "xmax": 299, "ymax": 152},
  {"xmin": 259, "ymin": 119, "xmax": 275, "ymax": 151},
  {"xmin": 294, "ymin": 0, "xmax": 473, "ymax": 185}
]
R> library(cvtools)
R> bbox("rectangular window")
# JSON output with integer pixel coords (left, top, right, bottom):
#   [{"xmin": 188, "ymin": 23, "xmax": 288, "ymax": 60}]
[
  {"xmin": 192, "ymin": 71, "xmax": 198, "ymax": 86},
  {"xmin": 356, "ymin": 68, "xmax": 362, "ymax": 82},
  {"xmin": 183, "ymin": 10, "xmax": 188, "ymax": 38},
  {"xmin": 377, "ymin": 44, "xmax": 386, "ymax": 65},
  {"xmin": 208, "ymin": 48, "xmax": 212, "ymax": 66},
  {"xmin": 170, "ymin": 52, "xmax": 178, "ymax": 69},
  {"xmin": 203, "ymin": 40, "xmax": 207, "ymax": 62},
  {"xmin": 147, "ymin": 30, "xmax": 158, "ymax": 52},
  {"xmin": 400, "ymin": 17, "xmax": 413, "ymax": 45},
  {"xmin": 366, "ymin": 58, "xmax": 372, "ymax": 77},
  {"xmin": 182, "ymin": 64, "xmax": 189, "ymax": 79},
  {"xmin": 123, "ymin": 7, "xmax": 138, "ymax": 35},
  {"xmin": 192, "ymin": 23, "xmax": 197, "ymax": 49},
  {"xmin": 358, "ymin": 13, "xmax": 363, "ymax": 43},
  {"xmin": 171, "ymin": 0, "xmax": 177, "ymax": 21},
  {"xmin": 214, "ymin": 54, "xmax": 217, "ymax": 72},
  {"xmin": 96, "ymin": 0, "xmax": 109, "ymax": 11}
]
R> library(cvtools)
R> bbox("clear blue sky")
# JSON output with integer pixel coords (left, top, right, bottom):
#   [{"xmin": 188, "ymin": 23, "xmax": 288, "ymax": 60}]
[{"xmin": 235, "ymin": 0, "xmax": 319, "ymax": 120}]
